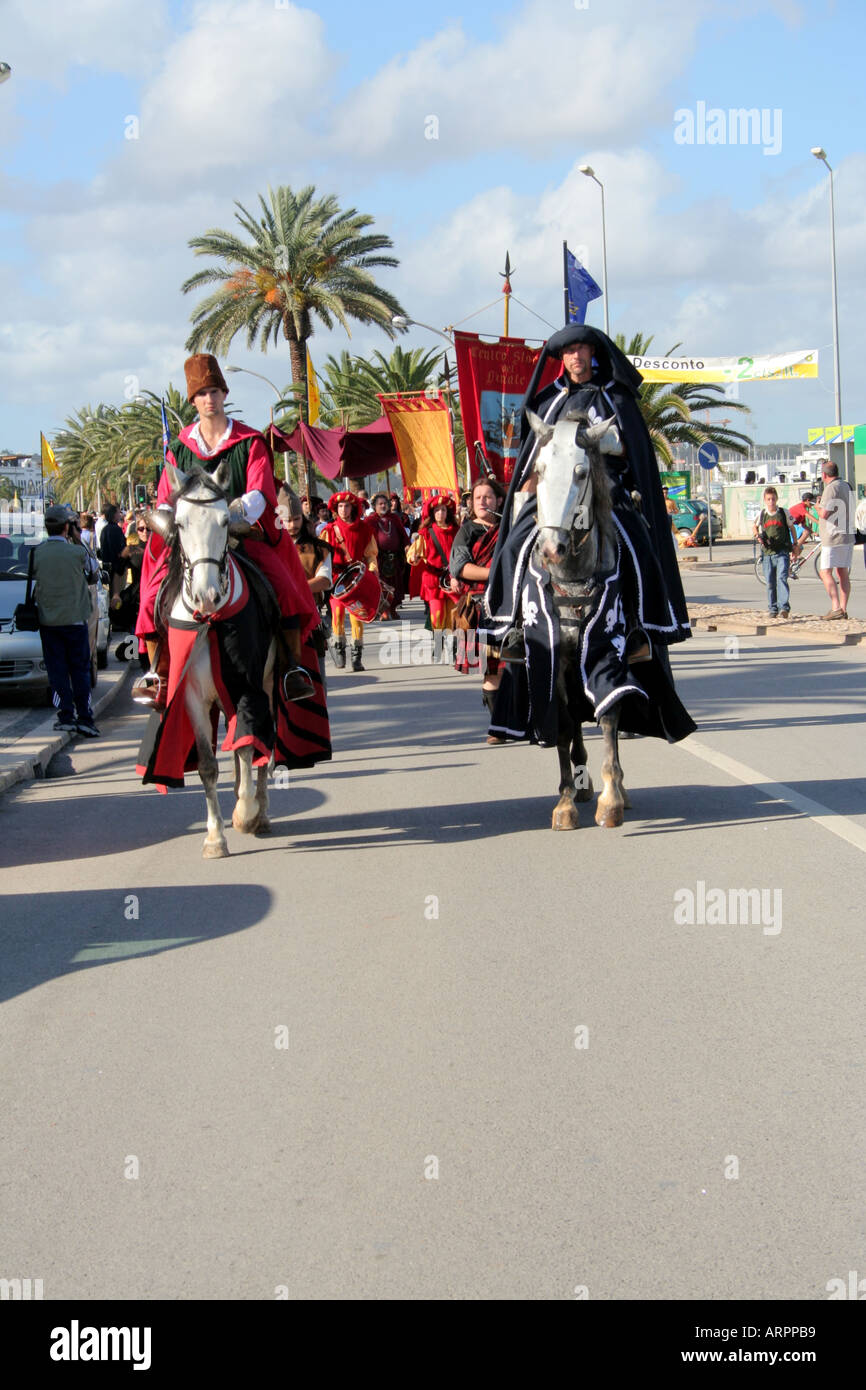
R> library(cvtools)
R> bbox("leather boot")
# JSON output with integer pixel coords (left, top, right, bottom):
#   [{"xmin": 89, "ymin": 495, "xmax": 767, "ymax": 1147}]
[
  {"xmin": 332, "ymin": 637, "xmax": 346, "ymax": 669},
  {"xmin": 482, "ymin": 688, "xmax": 505, "ymax": 744},
  {"xmin": 351, "ymin": 642, "xmax": 364, "ymax": 672}
]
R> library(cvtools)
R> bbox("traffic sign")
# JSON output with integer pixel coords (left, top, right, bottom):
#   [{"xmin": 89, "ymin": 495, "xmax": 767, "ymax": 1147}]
[{"xmin": 698, "ymin": 441, "xmax": 720, "ymax": 470}]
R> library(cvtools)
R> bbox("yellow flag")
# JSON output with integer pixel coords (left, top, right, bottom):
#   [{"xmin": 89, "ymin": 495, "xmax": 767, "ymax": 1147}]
[
  {"xmin": 306, "ymin": 348, "xmax": 320, "ymax": 425},
  {"xmin": 41, "ymin": 432, "xmax": 58, "ymax": 474},
  {"xmin": 378, "ymin": 395, "xmax": 458, "ymax": 493}
]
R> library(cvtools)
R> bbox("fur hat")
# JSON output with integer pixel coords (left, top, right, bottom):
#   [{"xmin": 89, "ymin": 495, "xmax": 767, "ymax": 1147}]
[{"xmin": 184, "ymin": 353, "xmax": 229, "ymax": 403}]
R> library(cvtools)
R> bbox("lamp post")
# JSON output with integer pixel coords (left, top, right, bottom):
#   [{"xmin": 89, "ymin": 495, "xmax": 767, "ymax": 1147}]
[
  {"xmin": 391, "ymin": 314, "xmax": 454, "ymax": 344},
  {"xmin": 810, "ymin": 147, "xmax": 845, "ymax": 479},
  {"xmin": 226, "ymin": 363, "xmax": 295, "ymax": 487},
  {"xmin": 579, "ymin": 165, "xmax": 609, "ymax": 337}
]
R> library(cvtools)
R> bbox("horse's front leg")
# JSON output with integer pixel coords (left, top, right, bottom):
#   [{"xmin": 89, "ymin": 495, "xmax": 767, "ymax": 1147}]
[
  {"xmin": 552, "ymin": 678, "xmax": 581, "ymax": 830},
  {"xmin": 254, "ymin": 761, "xmax": 271, "ymax": 835},
  {"xmin": 232, "ymin": 747, "xmax": 261, "ymax": 834},
  {"xmin": 595, "ymin": 710, "xmax": 626, "ymax": 828},
  {"xmin": 187, "ymin": 691, "xmax": 229, "ymax": 858},
  {"xmin": 570, "ymin": 724, "xmax": 594, "ymax": 803}
]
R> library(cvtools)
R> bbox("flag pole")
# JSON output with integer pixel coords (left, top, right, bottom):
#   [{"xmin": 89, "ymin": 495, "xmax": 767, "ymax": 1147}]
[
  {"xmin": 500, "ymin": 251, "xmax": 512, "ymax": 337},
  {"xmin": 562, "ymin": 241, "xmax": 570, "ymax": 326}
]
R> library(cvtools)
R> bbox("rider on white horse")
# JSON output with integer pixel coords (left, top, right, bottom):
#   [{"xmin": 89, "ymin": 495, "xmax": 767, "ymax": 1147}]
[{"xmin": 134, "ymin": 354, "xmax": 320, "ymax": 707}]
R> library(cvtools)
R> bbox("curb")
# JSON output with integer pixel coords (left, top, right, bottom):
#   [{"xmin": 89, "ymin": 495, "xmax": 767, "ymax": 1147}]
[
  {"xmin": 689, "ymin": 616, "xmax": 866, "ymax": 647},
  {"xmin": 0, "ymin": 662, "xmax": 132, "ymax": 797}
]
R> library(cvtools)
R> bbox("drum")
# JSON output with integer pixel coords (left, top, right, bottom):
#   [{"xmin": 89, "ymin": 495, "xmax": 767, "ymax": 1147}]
[{"xmin": 332, "ymin": 562, "xmax": 382, "ymax": 623}]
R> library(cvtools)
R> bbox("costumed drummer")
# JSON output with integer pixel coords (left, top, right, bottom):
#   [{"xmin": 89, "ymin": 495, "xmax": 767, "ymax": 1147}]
[
  {"xmin": 134, "ymin": 354, "xmax": 318, "ymax": 708},
  {"xmin": 320, "ymin": 491, "xmax": 378, "ymax": 672},
  {"xmin": 483, "ymin": 324, "xmax": 693, "ymax": 743}
]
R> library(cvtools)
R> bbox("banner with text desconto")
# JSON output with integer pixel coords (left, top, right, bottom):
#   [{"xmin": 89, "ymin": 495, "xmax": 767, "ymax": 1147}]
[{"xmin": 627, "ymin": 350, "xmax": 818, "ymax": 384}]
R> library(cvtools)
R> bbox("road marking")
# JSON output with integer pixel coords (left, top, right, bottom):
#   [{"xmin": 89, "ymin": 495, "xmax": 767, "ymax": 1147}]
[{"xmin": 681, "ymin": 737, "xmax": 866, "ymax": 856}]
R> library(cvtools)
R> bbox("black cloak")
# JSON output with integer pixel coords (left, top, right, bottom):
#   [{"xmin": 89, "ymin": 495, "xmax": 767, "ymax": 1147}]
[{"xmin": 482, "ymin": 325, "xmax": 695, "ymax": 746}]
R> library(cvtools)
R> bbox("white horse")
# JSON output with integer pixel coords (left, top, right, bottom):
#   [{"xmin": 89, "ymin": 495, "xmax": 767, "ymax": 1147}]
[
  {"xmin": 151, "ymin": 460, "xmax": 275, "ymax": 858},
  {"xmin": 528, "ymin": 409, "xmax": 632, "ymax": 830}
]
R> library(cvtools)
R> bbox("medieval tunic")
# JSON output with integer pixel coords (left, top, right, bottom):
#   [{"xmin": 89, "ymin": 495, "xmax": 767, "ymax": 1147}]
[
  {"xmin": 320, "ymin": 513, "xmax": 377, "ymax": 641},
  {"xmin": 369, "ymin": 511, "xmax": 408, "ymax": 611},
  {"xmin": 136, "ymin": 418, "xmax": 318, "ymax": 644}
]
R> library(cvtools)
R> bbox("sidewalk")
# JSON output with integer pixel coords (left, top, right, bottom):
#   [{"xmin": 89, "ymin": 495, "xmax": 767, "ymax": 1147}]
[
  {"xmin": 688, "ymin": 601, "xmax": 866, "ymax": 646},
  {"xmin": 0, "ymin": 650, "xmax": 132, "ymax": 795}
]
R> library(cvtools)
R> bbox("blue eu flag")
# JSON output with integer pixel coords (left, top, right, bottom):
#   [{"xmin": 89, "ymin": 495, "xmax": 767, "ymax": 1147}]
[{"xmin": 565, "ymin": 247, "xmax": 602, "ymax": 325}]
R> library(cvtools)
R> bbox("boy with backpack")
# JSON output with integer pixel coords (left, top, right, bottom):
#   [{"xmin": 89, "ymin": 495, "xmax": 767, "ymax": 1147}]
[{"xmin": 753, "ymin": 487, "xmax": 800, "ymax": 619}]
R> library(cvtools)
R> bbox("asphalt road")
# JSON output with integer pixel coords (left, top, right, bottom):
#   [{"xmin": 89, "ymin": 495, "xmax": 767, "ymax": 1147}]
[{"xmin": 1, "ymin": 592, "xmax": 864, "ymax": 1301}]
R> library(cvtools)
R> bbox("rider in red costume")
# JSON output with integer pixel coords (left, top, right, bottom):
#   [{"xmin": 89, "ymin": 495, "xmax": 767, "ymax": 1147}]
[{"xmin": 134, "ymin": 354, "xmax": 318, "ymax": 706}]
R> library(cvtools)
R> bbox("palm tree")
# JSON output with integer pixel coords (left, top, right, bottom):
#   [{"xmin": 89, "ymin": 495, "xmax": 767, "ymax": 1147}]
[
  {"xmin": 181, "ymin": 185, "xmax": 407, "ymax": 491},
  {"xmin": 617, "ymin": 332, "xmax": 752, "ymax": 465}
]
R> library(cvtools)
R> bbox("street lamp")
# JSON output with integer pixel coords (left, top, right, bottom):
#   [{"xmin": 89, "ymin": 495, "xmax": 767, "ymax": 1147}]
[
  {"xmin": 0, "ymin": 63, "xmax": 11, "ymax": 85},
  {"xmin": 391, "ymin": 314, "xmax": 454, "ymax": 344},
  {"xmin": 579, "ymin": 165, "xmax": 609, "ymax": 337},
  {"xmin": 810, "ymin": 147, "xmax": 844, "ymax": 474},
  {"xmin": 226, "ymin": 365, "xmax": 298, "ymax": 489}
]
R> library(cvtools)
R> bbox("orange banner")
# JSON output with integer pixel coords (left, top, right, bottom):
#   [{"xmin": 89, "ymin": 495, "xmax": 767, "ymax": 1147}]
[{"xmin": 378, "ymin": 394, "xmax": 459, "ymax": 495}]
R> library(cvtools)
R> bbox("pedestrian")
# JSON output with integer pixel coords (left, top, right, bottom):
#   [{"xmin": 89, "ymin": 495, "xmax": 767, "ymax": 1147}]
[
  {"xmin": 369, "ymin": 491, "xmax": 408, "ymax": 619},
  {"xmin": 31, "ymin": 504, "xmax": 100, "ymax": 736},
  {"xmin": 814, "ymin": 460, "xmax": 854, "ymax": 619},
  {"xmin": 78, "ymin": 511, "xmax": 96, "ymax": 550},
  {"xmin": 97, "ymin": 504, "xmax": 126, "ymax": 577},
  {"xmin": 319, "ymin": 491, "xmax": 378, "ymax": 671},
  {"xmin": 450, "ymin": 476, "xmax": 506, "ymax": 740},
  {"xmin": 752, "ymin": 486, "xmax": 799, "ymax": 619}
]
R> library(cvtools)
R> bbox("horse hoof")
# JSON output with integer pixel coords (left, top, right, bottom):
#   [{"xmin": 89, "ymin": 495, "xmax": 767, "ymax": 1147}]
[
  {"xmin": 203, "ymin": 840, "xmax": 229, "ymax": 859},
  {"xmin": 595, "ymin": 804, "xmax": 624, "ymax": 828},
  {"xmin": 552, "ymin": 802, "xmax": 580, "ymax": 831},
  {"xmin": 621, "ymin": 790, "xmax": 632, "ymax": 810},
  {"xmin": 232, "ymin": 811, "xmax": 260, "ymax": 834},
  {"xmin": 575, "ymin": 779, "xmax": 594, "ymax": 803},
  {"xmin": 254, "ymin": 818, "xmax": 272, "ymax": 836}
]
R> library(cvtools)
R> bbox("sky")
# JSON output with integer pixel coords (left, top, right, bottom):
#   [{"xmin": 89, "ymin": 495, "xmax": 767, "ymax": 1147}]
[{"xmin": 0, "ymin": 0, "xmax": 864, "ymax": 453}]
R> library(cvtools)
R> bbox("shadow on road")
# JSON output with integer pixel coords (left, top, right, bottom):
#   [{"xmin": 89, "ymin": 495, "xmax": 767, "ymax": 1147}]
[{"xmin": 0, "ymin": 883, "xmax": 273, "ymax": 1005}]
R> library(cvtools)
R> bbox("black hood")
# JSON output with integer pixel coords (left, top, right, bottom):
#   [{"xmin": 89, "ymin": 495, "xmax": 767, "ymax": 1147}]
[{"xmin": 523, "ymin": 324, "xmax": 643, "ymax": 406}]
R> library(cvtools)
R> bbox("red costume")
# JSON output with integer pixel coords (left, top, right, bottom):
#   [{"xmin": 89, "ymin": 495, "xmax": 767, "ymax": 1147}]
[
  {"xmin": 137, "ymin": 419, "xmax": 318, "ymax": 645},
  {"xmin": 320, "ymin": 492, "xmax": 378, "ymax": 650},
  {"xmin": 414, "ymin": 495, "xmax": 458, "ymax": 629}
]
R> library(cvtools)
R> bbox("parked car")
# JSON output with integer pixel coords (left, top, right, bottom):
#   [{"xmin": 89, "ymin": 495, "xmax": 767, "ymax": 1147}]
[
  {"xmin": 669, "ymin": 498, "xmax": 723, "ymax": 544},
  {"xmin": 0, "ymin": 536, "xmax": 110, "ymax": 700}
]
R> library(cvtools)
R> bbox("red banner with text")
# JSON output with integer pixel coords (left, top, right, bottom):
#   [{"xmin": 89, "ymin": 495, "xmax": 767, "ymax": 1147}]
[{"xmin": 454, "ymin": 331, "xmax": 558, "ymax": 486}]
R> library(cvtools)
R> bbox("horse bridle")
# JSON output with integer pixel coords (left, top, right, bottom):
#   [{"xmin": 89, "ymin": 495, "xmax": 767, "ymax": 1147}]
[{"xmin": 174, "ymin": 478, "xmax": 232, "ymax": 615}]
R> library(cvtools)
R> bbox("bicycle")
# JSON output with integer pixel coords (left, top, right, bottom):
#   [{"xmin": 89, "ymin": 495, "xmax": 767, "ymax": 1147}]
[{"xmin": 753, "ymin": 533, "xmax": 821, "ymax": 586}]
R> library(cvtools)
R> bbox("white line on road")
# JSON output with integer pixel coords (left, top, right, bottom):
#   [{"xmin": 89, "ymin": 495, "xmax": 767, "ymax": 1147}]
[{"xmin": 681, "ymin": 737, "xmax": 866, "ymax": 857}]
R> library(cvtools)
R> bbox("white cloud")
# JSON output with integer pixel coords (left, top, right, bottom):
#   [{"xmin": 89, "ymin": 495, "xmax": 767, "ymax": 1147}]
[
  {"xmin": 5, "ymin": 0, "xmax": 172, "ymax": 81},
  {"xmin": 325, "ymin": 0, "xmax": 707, "ymax": 164}
]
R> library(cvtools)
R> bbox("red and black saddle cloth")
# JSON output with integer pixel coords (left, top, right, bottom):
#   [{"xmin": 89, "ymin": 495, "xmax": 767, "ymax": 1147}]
[{"xmin": 136, "ymin": 553, "xmax": 331, "ymax": 792}]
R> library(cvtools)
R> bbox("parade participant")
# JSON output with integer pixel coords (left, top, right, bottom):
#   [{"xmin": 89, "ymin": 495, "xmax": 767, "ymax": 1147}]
[
  {"xmin": 450, "ymin": 476, "xmax": 506, "ymax": 742},
  {"xmin": 134, "ymin": 353, "xmax": 318, "ymax": 707},
  {"xmin": 279, "ymin": 485, "xmax": 333, "ymax": 611},
  {"xmin": 484, "ymin": 324, "xmax": 692, "ymax": 746},
  {"xmin": 369, "ymin": 491, "xmax": 408, "ymax": 620},
  {"xmin": 413, "ymin": 494, "xmax": 459, "ymax": 634},
  {"xmin": 320, "ymin": 491, "xmax": 378, "ymax": 670}
]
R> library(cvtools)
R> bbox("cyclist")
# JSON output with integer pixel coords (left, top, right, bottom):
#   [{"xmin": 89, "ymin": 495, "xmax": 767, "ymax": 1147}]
[{"xmin": 787, "ymin": 492, "xmax": 818, "ymax": 545}]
